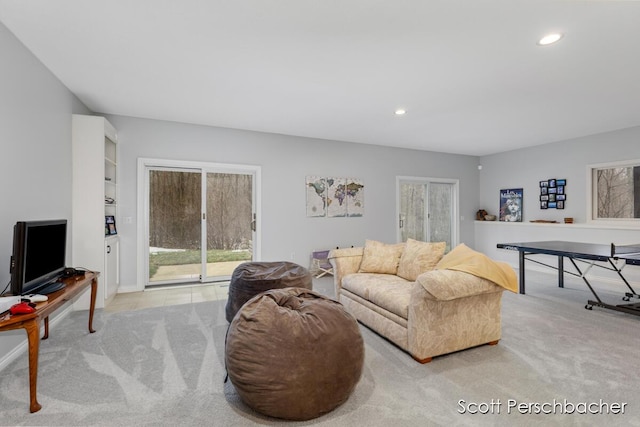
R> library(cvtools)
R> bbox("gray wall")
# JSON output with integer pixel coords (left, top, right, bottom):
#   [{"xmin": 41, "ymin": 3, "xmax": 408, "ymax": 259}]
[
  {"xmin": 103, "ymin": 115, "xmax": 480, "ymax": 290},
  {"xmin": 0, "ymin": 22, "xmax": 90, "ymax": 363},
  {"xmin": 478, "ymin": 126, "xmax": 640, "ymax": 224}
]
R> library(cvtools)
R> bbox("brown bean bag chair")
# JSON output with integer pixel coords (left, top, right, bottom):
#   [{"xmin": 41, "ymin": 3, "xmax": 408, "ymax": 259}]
[
  {"xmin": 225, "ymin": 261, "xmax": 312, "ymax": 322},
  {"xmin": 225, "ymin": 287, "xmax": 364, "ymax": 421}
]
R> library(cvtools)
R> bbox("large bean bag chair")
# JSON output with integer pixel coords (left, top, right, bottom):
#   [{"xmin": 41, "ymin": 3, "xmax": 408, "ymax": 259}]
[
  {"xmin": 225, "ymin": 287, "xmax": 364, "ymax": 421},
  {"xmin": 225, "ymin": 261, "xmax": 312, "ymax": 322}
]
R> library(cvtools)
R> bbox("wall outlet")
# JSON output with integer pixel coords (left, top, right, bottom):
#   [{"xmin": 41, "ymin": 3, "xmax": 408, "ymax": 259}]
[{"xmin": 290, "ymin": 252, "xmax": 295, "ymax": 260}]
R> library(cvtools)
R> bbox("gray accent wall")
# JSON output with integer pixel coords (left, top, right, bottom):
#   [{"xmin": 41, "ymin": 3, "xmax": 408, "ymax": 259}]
[
  {"xmin": 478, "ymin": 126, "xmax": 640, "ymax": 225},
  {"xmin": 103, "ymin": 115, "xmax": 480, "ymax": 290},
  {"xmin": 0, "ymin": 22, "xmax": 91, "ymax": 364}
]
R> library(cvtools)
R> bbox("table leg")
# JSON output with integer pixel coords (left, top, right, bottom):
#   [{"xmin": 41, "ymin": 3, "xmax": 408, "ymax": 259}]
[
  {"xmin": 42, "ymin": 317, "xmax": 49, "ymax": 340},
  {"xmin": 88, "ymin": 277, "xmax": 97, "ymax": 333},
  {"xmin": 519, "ymin": 251, "xmax": 526, "ymax": 294},
  {"xmin": 24, "ymin": 319, "xmax": 42, "ymax": 413},
  {"xmin": 558, "ymin": 256, "xmax": 564, "ymax": 288}
]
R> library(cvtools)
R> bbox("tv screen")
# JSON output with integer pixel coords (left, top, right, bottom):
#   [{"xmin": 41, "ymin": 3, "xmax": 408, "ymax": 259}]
[{"xmin": 10, "ymin": 219, "xmax": 67, "ymax": 296}]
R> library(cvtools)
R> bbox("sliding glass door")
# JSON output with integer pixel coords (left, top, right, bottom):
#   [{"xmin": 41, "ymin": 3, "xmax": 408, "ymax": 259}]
[
  {"xmin": 144, "ymin": 161, "xmax": 258, "ymax": 287},
  {"xmin": 397, "ymin": 177, "xmax": 458, "ymax": 251},
  {"xmin": 148, "ymin": 169, "xmax": 202, "ymax": 284},
  {"xmin": 203, "ymin": 172, "xmax": 254, "ymax": 282}
]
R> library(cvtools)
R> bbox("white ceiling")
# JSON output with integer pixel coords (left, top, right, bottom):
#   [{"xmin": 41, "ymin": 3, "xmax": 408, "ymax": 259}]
[{"xmin": 1, "ymin": 0, "xmax": 639, "ymax": 156}]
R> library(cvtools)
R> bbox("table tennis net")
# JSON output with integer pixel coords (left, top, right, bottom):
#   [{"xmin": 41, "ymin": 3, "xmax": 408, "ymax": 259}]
[{"xmin": 611, "ymin": 243, "xmax": 640, "ymax": 257}]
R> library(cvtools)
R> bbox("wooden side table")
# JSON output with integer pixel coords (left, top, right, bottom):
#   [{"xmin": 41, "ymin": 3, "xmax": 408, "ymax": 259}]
[{"xmin": 0, "ymin": 271, "xmax": 99, "ymax": 413}]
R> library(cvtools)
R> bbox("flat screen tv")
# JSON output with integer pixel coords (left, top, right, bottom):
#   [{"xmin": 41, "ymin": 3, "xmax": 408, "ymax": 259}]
[{"xmin": 10, "ymin": 219, "xmax": 68, "ymax": 296}]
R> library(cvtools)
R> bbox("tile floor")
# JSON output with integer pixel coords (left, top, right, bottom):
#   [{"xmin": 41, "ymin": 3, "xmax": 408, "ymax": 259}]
[
  {"xmin": 104, "ymin": 282, "xmax": 230, "ymax": 313},
  {"xmin": 104, "ymin": 276, "xmax": 334, "ymax": 314}
]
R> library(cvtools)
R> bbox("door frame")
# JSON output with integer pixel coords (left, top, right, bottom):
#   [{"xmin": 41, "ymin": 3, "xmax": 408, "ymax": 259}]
[
  {"xmin": 395, "ymin": 176, "xmax": 459, "ymax": 247},
  {"xmin": 136, "ymin": 158, "xmax": 262, "ymax": 291}
]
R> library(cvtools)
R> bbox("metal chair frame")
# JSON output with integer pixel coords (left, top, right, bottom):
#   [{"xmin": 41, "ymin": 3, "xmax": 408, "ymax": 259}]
[{"xmin": 311, "ymin": 250, "xmax": 334, "ymax": 278}]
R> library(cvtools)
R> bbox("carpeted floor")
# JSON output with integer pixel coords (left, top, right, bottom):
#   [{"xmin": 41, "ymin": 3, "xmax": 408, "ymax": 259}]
[{"xmin": 1, "ymin": 272, "xmax": 639, "ymax": 426}]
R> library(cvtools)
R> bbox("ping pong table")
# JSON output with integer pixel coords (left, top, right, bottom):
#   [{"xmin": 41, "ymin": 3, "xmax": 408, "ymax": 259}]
[{"xmin": 497, "ymin": 241, "xmax": 640, "ymax": 316}]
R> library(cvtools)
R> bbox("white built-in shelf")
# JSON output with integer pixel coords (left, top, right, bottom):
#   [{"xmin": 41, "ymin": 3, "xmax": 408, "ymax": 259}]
[
  {"xmin": 72, "ymin": 114, "xmax": 121, "ymax": 309},
  {"xmin": 475, "ymin": 220, "xmax": 639, "ymax": 231}
]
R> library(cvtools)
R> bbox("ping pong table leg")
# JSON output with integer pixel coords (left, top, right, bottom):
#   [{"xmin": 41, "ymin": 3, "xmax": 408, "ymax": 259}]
[
  {"xmin": 558, "ymin": 256, "xmax": 564, "ymax": 288},
  {"xmin": 607, "ymin": 259, "xmax": 639, "ymax": 299},
  {"xmin": 519, "ymin": 251, "xmax": 525, "ymax": 294}
]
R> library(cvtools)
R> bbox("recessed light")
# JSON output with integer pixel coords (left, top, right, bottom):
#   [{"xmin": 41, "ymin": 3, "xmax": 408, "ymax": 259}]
[
  {"xmin": 395, "ymin": 109, "xmax": 406, "ymax": 116},
  {"xmin": 538, "ymin": 33, "xmax": 563, "ymax": 46}
]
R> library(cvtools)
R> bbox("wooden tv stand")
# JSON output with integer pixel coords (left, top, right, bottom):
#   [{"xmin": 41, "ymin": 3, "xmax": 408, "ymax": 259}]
[{"xmin": 0, "ymin": 271, "xmax": 99, "ymax": 413}]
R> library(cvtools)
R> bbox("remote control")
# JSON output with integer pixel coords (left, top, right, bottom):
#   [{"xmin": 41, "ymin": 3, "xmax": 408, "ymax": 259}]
[{"xmin": 23, "ymin": 294, "xmax": 48, "ymax": 303}]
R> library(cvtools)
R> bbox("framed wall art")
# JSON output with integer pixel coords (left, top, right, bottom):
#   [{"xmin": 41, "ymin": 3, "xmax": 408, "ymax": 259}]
[
  {"xmin": 499, "ymin": 188, "xmax": 523, "ymax": 222},
  {"xmin": 540, "ymin": 178, "xmax": 566, "ymax": 209},
  {"xmin": 306, "ymin": 176, "xmax": 364, "ymax": 217}
]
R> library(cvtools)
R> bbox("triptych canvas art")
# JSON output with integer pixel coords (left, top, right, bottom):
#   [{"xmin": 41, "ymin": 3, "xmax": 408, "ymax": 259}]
[{"xmin": 306, "ymin": 176, "xmax": 364, "ymax": 217}]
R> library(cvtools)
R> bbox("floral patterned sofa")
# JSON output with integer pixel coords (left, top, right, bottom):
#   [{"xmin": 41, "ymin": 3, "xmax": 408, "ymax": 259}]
[{"xmin": 329, "ymin": 240, "xmax": 517, "ymax": 363}]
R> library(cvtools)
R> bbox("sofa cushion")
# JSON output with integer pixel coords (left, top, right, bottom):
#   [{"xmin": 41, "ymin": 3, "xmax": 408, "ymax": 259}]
[
  {"xmin": 358, "ymin": 240, "xmax": 405, "ymax": 274},
  {"xmin": 342, "ymin": 273, "xmax": 412, "ymax": 319},
  {"xmin": 397, "ymin": 239, "xmax": 446, "ymax": 281}
]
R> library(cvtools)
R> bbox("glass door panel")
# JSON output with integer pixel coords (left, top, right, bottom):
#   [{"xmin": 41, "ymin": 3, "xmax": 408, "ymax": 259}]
[
  {"xmin": 399, "ymin": 182, "xmax": 426, "ymax": 242},
  {"xmin": 204, "ymin": 172, "xmax": 254, "ymax": 281},
  {"xmin": 148, "ymin": 169, "xmax": 202, "ymax": 284},
  {"xmin": 428, "ymin": 182, "xmax": 453, "ymax": 251},
  {"xmin": 398, "ymin": 178, "xmax": 456, "ymax": 251}
]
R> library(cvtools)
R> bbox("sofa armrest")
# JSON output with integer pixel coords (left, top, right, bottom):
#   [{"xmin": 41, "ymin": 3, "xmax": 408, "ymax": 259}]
[
  {"xmin": 416, "ymin": 269, "xmax": 503, "ymax": 301},
  {"xmin": 328, "ymin": 247, "xmax": 364, "ymax": 297}
]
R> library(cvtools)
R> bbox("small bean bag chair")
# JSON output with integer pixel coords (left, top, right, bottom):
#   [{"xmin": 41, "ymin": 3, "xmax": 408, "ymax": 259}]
[
  {"xmin": 225, "ymin": 261, "xmax": 312, "ymax": 323},
  {"xmin": 225, "ymin": 287, "xmax": 364, "ymax": 421}
]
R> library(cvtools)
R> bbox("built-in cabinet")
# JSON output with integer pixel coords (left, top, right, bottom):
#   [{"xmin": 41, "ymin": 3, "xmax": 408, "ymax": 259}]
[
  {"xmin": 104, "ymin": 237, "xmax": 119, "ymax": 301},
  {"xmin": 72, "ymin": 114, "xmax": 120, "ymax": 309}
]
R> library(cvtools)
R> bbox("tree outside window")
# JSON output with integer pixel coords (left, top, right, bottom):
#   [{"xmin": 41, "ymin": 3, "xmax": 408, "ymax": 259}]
[{"xmin": 593, "ymin": 163, "xmax": 640, "ymax": 220}]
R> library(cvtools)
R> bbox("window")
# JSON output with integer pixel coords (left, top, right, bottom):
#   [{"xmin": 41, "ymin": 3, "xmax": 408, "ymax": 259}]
[{"xmin": 590, "ymin": 160, "xmax": 640, "ymax": 221}]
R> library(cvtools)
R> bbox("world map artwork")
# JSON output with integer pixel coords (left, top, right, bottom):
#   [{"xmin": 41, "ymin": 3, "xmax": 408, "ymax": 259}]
[{"xmin": 306, "ymin": 176, "xmax": 364, "ymax": 217}]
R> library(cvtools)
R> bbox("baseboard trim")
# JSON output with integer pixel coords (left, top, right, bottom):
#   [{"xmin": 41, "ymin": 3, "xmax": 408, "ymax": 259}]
[{"xmin": 116, "ymin": 284, "xmax": 141, "ymax": 294}]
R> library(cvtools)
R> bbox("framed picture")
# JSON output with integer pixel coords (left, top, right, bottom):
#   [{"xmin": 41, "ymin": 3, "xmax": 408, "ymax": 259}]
[
  {"xmin": 499, "ymin": 188, "xmax": 523, "ymax": 222},
  {"xmin": 539, "ymin": 178, "xmax": 566, "ymax": 209},
  {"xmin": 105, "ymin": 215, "xmax": 117, "ymax": 235}
]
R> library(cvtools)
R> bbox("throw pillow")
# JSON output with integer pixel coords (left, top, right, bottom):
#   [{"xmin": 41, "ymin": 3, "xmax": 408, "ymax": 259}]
[
  {"xmin": 358, "ymin": 240, "xmax": 405, "ymax": 274},
  {"xmin": 397, "ymin": 239, "xmax": 446, "ymax": 281}
]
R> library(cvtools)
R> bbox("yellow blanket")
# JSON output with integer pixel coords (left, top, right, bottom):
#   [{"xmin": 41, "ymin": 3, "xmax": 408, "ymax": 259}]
[{"xmin": 435, "ymin": 244, "xmax": 518, "ymax": 293}]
